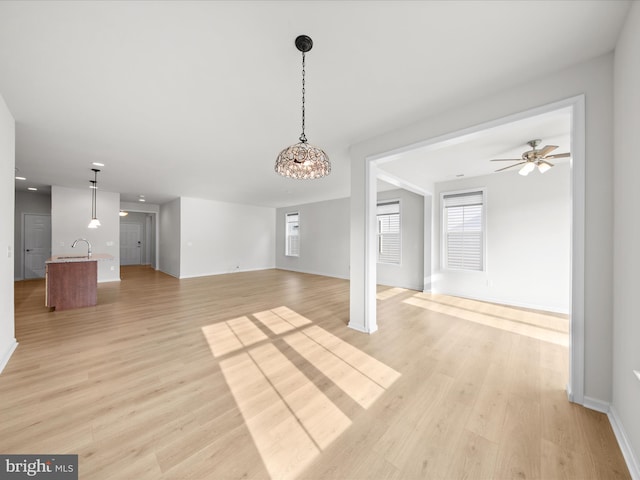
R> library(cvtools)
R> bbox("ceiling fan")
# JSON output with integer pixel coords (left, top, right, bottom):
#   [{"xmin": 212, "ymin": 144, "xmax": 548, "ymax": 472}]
[{"xmin": 491, "ymin": 139, "xmax": 570, "ymax": 176}]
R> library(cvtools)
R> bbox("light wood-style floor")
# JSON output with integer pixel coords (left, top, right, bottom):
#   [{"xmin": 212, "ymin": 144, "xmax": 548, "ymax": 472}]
[{"xmin": 2, "ymin": 266, "xmax": 630, "ymax": 479}]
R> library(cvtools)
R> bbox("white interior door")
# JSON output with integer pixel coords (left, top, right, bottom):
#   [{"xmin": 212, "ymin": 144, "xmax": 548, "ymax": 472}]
[
  {"xmin": 24, "ymin": 213, "xmax": 51, "ymax": 279},
  {"xmin": 120, "ymin": 223, "xmax": 142, "ymax": 265}
]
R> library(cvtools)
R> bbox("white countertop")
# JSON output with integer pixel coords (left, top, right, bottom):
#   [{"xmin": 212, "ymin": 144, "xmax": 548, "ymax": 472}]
[{"xmin": 46, "ymin": 253, "xmax": 114, "ymax": 263}]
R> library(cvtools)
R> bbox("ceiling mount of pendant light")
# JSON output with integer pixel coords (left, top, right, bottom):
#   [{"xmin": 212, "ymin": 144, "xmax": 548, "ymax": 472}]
[
  {"xmin": 88, "ymin": 168, "xmax": 101, "ymax": 228},
  {"xmin": 275, "ymin": 35, "xmax": 331, "ymax": 180}
]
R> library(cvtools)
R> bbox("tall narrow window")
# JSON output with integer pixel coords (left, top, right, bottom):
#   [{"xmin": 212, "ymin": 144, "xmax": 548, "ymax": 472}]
[
  {"xmin": 443, "ymin": 190, "xmax": 484, "ymax": 271},
  {"xmin": 377, "ymin": 201, "xmax": 400, "ymax": 264},
  {"xmin": 285, "ymin": 212, "xmax": 300, "ymax": 257}
]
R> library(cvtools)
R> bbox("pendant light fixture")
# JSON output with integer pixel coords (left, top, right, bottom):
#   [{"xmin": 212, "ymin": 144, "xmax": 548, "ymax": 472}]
[
  {"xmin": 88, "ymin": 168, "xmax": 101, "ymax": 229},
  {"xmin": 275, "ymin": 35, "xmax": 330, "ymax": 179}
]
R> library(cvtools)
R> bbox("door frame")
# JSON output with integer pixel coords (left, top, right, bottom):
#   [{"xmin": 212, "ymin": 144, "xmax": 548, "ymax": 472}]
[
  {"xmin": 22, "ymin": 212, "xmax": 52, "ymax": 280},
  {"xmin": 362, "ymin": 94, "xmax": 585, "ymax": 404},
  {"xmin": 118, "ymin": 209, "xmax": 159, "ymax": 269}
]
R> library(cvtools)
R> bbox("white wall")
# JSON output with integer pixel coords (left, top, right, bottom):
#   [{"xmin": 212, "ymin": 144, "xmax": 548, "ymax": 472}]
[
  {"xmin": 351, "ymin": 53, "xmax": 614, "ymax": 403},
  {"xmin": 613, "ymin": 2, "xmax": 640, "ymax": 474},
  {"xmin": 180, "ymin": 197, "xmax": 275, "ymax": 278},
  {"xmin": 276, "ymin": 197, "xmax": 350, "ymax": 279},
  {"xmin": 14, "ymin": 191, "xmax": 51, "ymax": 280},
  {"xmin": 51, "ymin": 185, "xmax": 120, "ymax": 282},
  {"xmin": 433, "ymin": 164, "xmax": 570, "ymax": 313},
  {"xmin": 377, "ymin": 189, "xmax": 424, "ymax": 291},
  {"xmin": 159, "ymin": 198, "xmax": 180, "ymax": 277},
  {"xmin": 0, "ymin": 93, "xmax": 16, "ymax": 373}
]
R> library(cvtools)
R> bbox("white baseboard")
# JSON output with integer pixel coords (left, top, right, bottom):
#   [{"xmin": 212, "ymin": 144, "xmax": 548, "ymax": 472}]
[
  {"xmin": 98, "ymin": 278, "xmax": 121, "ymax": 283},
  {"xmin": 275, "ymin": 267, "xmax": 349, "ymax": 281},
  {"xmin": 583, "ymin": 395, "xmax": 610, "ymax": 414},
  {"xmin": 0, "ymin": 339, "xmax": 18, "ymax": 374},
  {"xmin": 179, "ymin": 266, "xmax": 275, "ymax": 280},
  {"xmin": 347, "ymin": 321, "xmax": 377, "ymax": 334},
  {"xmin": 608, "ymin": 405, "xmax": 640, "ymax": 480},
  {"xmin": 566, "ymin": 383, "xmax": 573, "ymax": 402},
  {"xmin": 580, "ymin": 397, "xmax": 639, "ymax": 479}
]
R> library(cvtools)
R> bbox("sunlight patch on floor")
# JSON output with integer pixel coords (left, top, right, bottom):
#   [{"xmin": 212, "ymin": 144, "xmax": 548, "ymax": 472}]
[
  {"xmin": 219, "ymin": 352, "xmax": 320, "ymax": 479},
  {"xmin": 203, "ymin": 307, "xmax": 401, "ymax": 480},
  {"xmin": 377, "ymin": 287, "xmax": 409, "ymax": 301},
  {"xmin": 201, "ymin": 315, "xmax": 268, "ymax": 358},
  {"xmin": 404, "ymin": 295, "xmax": 568, "ymax": 346},
  {"xmin": 253, "ymin": 306, "xmax": 312, "ymax": 335},
  {"xmin": 300, "ymin": 325, "xmax": 401, "ymax": 389},
  {"xmin": 283, "ymin": 331, "xmax": 385, "ymax": 409},
  {"xmin": 415, "ymin": 292, "xmax": 569, "ymax": 332}
]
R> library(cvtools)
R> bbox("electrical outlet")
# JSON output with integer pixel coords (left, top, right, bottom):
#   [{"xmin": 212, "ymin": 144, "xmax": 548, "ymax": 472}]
[{"xmin": 7, "ymin": 246, "xmax": 11, "ymax": 258}]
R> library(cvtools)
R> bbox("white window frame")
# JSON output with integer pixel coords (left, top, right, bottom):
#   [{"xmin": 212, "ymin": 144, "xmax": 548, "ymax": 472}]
[
  {"xmin": 441, "ymin": 188, "xmax": 486, "ymax": 272},
  {"xmin": 285, "ymin": 212, "xmax": 300, "ymax": 257},
  {"xmin": 376, "ymin": 199, "xmax": 401, "ymax": 265}
]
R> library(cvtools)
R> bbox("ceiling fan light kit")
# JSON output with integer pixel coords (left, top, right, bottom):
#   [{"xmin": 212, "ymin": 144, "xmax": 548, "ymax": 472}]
[
  {"xmin": 492, "ymin": 139, "xmax": 570, "ymax": 176},
  {"xmin": 275, "ymin": 35, "xmax": 331, "ymax": 180},
  {"xmin": 518, "ymin": 161, "xmax": 536, "ymax": 176}
]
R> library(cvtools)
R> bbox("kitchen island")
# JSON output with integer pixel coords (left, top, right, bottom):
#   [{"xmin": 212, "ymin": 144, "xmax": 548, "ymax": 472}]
[{"xmin": 45, "ymin": 254, "xmax": 113, "ymax": 311}]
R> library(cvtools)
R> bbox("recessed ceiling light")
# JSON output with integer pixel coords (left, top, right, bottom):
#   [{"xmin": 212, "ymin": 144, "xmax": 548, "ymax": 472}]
[
  {"xmin": 28, "ymin": 187, "xmax": 38, "ymax": 191},
  {"xmin": 139, "ymin": 199, "xmax": 146, "ymax": 202},
  {"xmin": 92, "ymin": 162, "xmax": 105, "ymax": 167},
  {"xmin": 15, "ymin": 176, "xmax": 26, "ymax": 181}
]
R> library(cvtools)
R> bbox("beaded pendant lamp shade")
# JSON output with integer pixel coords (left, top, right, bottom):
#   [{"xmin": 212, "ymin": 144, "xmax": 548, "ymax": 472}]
[{"xmin": 275, "ymin": 35, "xmax": 330, "ymax": 179}]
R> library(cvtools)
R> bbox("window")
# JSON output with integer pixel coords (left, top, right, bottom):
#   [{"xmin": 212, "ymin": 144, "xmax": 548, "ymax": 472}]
[
  {"xmin": 285, "ymin": 212, "xmax": 300, "ymax": 257},
  {"xmin": 442, "ymin": 190, "xmax": 484, "ymax": 271},
  {"xmin": 377, "ymin": 201, "xmax": 400, "ymax": 264}
]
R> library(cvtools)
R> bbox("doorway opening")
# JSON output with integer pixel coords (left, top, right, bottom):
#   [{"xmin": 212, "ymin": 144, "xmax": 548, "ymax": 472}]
[
  {"xmin": 120, "ymin": 211, "xmax": 157, "ymax": 268},
  {"xmin": 364, "ymin": 95, "xmax": 585, "ymax": 404},
  {"xmin": 22, "ymin": 213, "xmax": 51, "ymax": 279}
]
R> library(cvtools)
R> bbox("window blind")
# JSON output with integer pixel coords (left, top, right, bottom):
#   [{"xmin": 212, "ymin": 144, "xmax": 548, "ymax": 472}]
[
  {"xmin": 377, "ymin": 201, "xmax": 400, "ymax": 264},
  {"xmin": 443, "ymin": 191, "xmax": 483, "ymax": 271}
]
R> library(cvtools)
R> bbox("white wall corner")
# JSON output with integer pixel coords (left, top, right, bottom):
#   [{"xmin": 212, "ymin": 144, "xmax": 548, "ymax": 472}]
[
  {"xmin": 608, "ymin": 405, "xmax": 640, "ymax": 480},
  {"xmin": 582, "ymin": 398, "xmax": 639, "ymax": 479},
  {"xmin": 0, "ymin": 339, "xmax": 18, "ymax": 374}
]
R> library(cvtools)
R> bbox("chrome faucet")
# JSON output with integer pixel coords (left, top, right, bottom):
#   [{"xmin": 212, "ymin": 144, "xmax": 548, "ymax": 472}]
[{"xmin": 71, "ymin": 238, "xmax": 92, "ymax": 258}]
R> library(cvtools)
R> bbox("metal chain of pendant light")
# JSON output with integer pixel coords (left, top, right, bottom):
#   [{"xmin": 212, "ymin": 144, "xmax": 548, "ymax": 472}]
[
  {"xmin": 275, "ymin": 35, "xmax": 330, "ymax": 179},
  {"xmin": 88, "ymin": 168, "xmax": 101, "ymax": 228}
]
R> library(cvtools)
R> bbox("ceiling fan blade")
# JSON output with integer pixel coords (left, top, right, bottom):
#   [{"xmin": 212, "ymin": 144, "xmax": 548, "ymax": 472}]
[
  {"xmin": 539, "ymin": 160, "xmax": 554, "ymax": 167},
  {"xmin": 545, "ymin": 152, "xmax": 570, "ymax": 159},
  {"xmin": 490, "ymin": 158, "xmax": 521, "ymax": 162},
  {"xmin": 538, "ymin": 145, "xmax": 558, "ymax": 157},
  {"xmin": 495, "ymin": 161, "xmax": 526, "ymax": 172}
]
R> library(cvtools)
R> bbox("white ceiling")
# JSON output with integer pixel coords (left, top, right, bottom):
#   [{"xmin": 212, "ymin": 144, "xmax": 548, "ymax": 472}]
[
  {"xmin": 0, "ymin": 1, "xmax": 631, "ymax": 207},
  {"xmin": 378, "ymin": 107, "xmax": 572, "ymax": 191}
]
